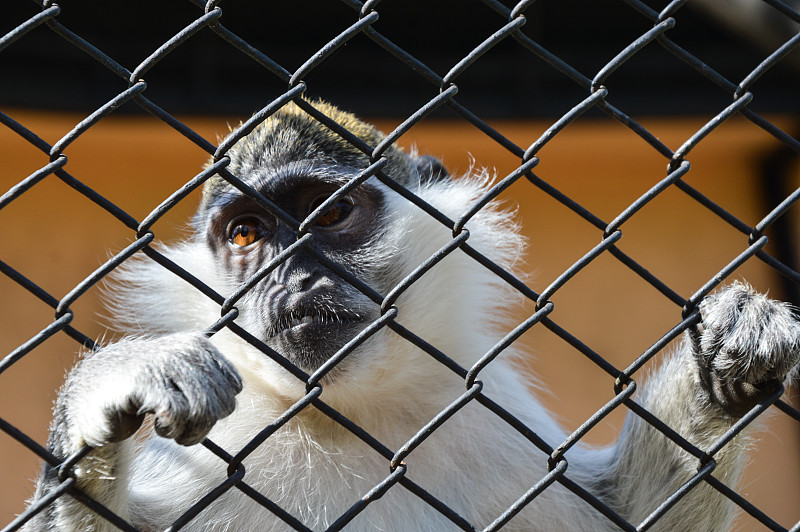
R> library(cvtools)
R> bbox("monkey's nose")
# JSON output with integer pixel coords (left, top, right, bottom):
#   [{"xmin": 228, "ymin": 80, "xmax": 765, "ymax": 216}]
[{"xmin": 283, "ymin": 269, "xmax": 314, "ymax": 293}]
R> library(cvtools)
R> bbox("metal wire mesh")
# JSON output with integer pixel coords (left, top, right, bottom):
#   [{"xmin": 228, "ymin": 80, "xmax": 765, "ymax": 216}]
[{"xmin": 1, "ymin": 0, "xmax": 800, "ymax": 530}]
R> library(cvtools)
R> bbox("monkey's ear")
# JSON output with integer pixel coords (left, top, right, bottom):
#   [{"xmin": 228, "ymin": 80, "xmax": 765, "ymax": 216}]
[{"xmin": 415, "ymin": 155, "xmax": 450, "ymax": 185}]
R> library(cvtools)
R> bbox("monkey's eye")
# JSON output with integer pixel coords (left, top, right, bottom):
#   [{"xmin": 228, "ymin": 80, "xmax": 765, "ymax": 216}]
[
  {"xmin": 310, "ymin": 196, "xmax": 354, "ymax": 228},
  {"xmin": 228, "ymin": 218, "xmax": 264, "ymax": 247}
]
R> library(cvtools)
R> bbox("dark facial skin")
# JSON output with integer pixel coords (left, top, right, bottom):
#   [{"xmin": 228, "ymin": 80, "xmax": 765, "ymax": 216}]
[{"xmin": 202, "ymin": 164, "xmax": 386, "ymax": 374}]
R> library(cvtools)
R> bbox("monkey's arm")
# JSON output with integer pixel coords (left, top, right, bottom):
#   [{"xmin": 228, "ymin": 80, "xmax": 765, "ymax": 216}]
[
  {"xmin": 23, "ymin": 332, "xmax": 242, "ymax": 532},
  {"xmin": 601, "ymin": 283, "xmax": 800, "ymax": 531}
]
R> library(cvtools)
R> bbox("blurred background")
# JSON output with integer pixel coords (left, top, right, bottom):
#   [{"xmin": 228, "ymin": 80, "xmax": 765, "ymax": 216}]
[{"xmin": 1, "ymin": 0, "xmax": 799, "ymax": 530}]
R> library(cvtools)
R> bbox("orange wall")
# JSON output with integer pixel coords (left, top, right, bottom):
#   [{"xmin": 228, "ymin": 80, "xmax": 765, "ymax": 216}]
[{"xmin": 0, "ymin": 110, "xmax": 798, "ymax": 529}]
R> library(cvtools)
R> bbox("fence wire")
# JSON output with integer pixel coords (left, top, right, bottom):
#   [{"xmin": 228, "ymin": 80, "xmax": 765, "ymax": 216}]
[{"xmin": 1, "ymin": 0, "xmax": 800, "ymax": 530}]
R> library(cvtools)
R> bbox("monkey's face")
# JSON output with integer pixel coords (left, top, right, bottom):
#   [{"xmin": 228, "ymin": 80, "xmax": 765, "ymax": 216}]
[{"xmin": 201, "ymin": 164, "xmax": 391, "ymax": 377}]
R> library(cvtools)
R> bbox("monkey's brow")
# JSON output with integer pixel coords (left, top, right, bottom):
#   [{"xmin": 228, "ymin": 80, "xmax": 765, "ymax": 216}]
[
  {"xmin": 208, "ymin": 163, "xmax": 368, "ymax": 213},
  {"xmin": 249, "ymin": 163, "xmax": 367, "ymax": 198}
]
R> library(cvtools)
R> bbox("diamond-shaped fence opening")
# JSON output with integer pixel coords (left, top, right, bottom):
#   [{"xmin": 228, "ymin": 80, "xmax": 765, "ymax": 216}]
[{"xmin": 1, "ymin": 0, "xmax": 800, "ymax": 530}]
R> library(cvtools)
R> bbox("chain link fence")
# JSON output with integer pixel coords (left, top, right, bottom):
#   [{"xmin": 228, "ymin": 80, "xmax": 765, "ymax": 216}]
[{"xmin": 2, "ymin": 0, "xmax": 800, "ymax": 530}]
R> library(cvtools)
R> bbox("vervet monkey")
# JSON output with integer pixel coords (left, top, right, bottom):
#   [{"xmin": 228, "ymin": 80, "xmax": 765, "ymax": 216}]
[{"xmin": 24, "ymin": 101, "xmax": 800, "ymax": 531}]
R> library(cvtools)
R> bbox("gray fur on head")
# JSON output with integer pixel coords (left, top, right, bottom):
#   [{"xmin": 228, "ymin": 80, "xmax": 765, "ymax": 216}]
[{"xmin": 196, "ymin": 100, "xmax": 419, "ymax": 226}]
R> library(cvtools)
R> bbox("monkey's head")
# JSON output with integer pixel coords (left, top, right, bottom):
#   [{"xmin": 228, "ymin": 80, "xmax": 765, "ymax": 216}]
[{"xmin": 193, "ymin": 101, "xmax": 453, "ymax": 378}]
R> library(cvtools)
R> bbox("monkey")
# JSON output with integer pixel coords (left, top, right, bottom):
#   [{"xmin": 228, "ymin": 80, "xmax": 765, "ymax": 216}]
[{"xmin": 22, "ymin": 100, "xmax": 800, "ymax": 531}]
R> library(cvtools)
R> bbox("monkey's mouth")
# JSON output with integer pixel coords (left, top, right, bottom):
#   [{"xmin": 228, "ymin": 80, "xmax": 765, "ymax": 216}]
[
  {"xmin": 263, "ymin": 305, "xmax": 373, "ymax": 373},
  {"xmin": 266, "ymin": 310, "xmax": 361, "ymax": 339}
]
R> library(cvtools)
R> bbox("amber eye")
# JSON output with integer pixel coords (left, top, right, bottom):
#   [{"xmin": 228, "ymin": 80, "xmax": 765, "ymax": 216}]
[
  {"xmin": 228, "ymin": 218, "xmax": 263, "ymax": 247},
  {"xmin": 312, "ymin": 197, "xmax": 354, "ymax": 227}
]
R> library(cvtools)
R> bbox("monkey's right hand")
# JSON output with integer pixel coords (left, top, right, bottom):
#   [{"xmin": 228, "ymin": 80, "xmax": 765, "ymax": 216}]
[{"xmin": 62, "ymin": 332, "xmax": 242, "ymax": 450}]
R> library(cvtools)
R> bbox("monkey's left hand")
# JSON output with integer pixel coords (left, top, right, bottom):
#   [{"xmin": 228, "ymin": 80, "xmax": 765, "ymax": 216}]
[{"xmin": 691, "ymin": 282, "xmax": 800, "ymax": 417}]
